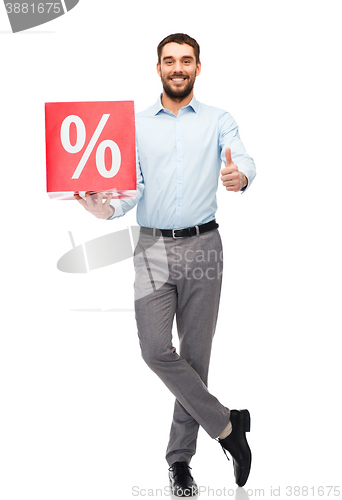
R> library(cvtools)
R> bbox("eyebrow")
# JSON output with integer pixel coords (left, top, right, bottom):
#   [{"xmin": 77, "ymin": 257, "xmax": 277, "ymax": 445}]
[{"xmin": 162, "ymin": 55, "xmax": 195, "ymax": 61}]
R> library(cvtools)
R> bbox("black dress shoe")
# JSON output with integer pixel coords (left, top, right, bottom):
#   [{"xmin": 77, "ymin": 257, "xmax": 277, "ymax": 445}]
[
  {"xmin": 218, "ymin": 409, "xmax": 252, "ymax": 487},
  {"xmin": 168, "ymin": 461, "xmax": 198, "ymax": 497}
]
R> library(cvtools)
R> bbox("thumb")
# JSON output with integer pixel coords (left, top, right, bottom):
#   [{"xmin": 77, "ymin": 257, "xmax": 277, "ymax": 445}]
[{"xmin": 225, "ymin": 147, "xmax": 233, "ymax": 165}]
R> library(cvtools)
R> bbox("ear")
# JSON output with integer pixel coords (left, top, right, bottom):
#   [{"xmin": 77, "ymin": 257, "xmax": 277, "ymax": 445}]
[
  {"xmin": 156, "ymin": 62, "xmax": 161, "ymax": 77},
  {"xmin": 196, "ymin": 61, "xmax": 202, "ymax": 77}
]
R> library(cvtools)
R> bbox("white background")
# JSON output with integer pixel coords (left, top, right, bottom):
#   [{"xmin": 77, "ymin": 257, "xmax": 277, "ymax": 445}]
[{"xmin": 1, "ymin": 1, "xmax": 341, "ymax": 499}]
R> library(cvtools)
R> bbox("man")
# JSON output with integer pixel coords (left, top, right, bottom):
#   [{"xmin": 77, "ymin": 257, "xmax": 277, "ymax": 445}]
[{"xmin": 75, "ymin": 33, "xmax": 256, "ymax": 496}]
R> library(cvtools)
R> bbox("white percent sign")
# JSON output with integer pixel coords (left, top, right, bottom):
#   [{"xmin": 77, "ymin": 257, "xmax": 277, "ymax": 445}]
[{"xmin": 60, "ymin": 114, "xmax": 121, "ymax": 179}]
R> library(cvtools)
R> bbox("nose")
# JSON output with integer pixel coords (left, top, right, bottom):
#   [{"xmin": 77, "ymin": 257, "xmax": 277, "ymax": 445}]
[{"xmin": 173, "ymin": 60, "xmax": 183, "ymax": 73}]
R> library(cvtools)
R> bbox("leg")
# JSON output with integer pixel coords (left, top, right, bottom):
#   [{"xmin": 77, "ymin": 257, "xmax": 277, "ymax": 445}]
[
  {"xmin": 166, "ymin": 228, "xmax": 226, "ymax": 465},
  {"xmin": 134, "ymin": 231, "xmax": 230, "ymax": 450}
]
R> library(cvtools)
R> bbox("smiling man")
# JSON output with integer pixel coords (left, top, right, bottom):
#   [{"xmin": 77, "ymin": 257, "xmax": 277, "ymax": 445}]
[
  {"xmin": 76, "ymin": 33, "xmax": 256, "ymax": 497},
  {"xmin": 158, "ymin": 42, "xmax": 199, "ymax": 104}
]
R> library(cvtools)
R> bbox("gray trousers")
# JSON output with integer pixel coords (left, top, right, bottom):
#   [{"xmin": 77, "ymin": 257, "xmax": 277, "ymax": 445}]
[{"xmin": 133, "ymin": 227, "xmax": 230, "ymax": 465}]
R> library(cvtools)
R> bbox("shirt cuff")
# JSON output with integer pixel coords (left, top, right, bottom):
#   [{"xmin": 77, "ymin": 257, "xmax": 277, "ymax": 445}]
[{"xmin": 106, "ymin": 198, "xmax": 125, "ymax": 220}]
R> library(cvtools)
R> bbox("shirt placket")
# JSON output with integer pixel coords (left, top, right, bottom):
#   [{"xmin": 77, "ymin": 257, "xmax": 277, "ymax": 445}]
[{"xmin": 175, "ymin": 113, "xmax": 183, "ymax": 228}]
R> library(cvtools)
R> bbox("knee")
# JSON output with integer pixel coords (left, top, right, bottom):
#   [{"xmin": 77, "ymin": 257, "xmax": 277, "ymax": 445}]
[{"xmin": 140, "ymin": 342, "xmax": 177, "ymax": 371}]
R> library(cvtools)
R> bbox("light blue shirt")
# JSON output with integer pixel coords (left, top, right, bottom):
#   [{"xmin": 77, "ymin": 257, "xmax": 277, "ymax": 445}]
[{"xmin": 110, "ymin": 95, "xmax": 256, "ymax": 229}]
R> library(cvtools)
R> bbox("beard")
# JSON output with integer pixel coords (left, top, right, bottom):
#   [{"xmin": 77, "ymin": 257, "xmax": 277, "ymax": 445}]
[{"xmin": 160, "ymin": 71, "xmax": 196, "ymax": 100}]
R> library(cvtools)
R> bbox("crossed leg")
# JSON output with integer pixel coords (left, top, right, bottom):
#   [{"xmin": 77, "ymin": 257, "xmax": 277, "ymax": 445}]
[{"xmin": 134, "ymin": 229, "xmax": 230, "ymax": 465}]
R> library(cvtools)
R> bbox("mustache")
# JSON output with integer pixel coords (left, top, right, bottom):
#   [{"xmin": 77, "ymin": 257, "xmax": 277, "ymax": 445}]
[{"xmin": 168, "ymin": 74, "xmax": 189, "ymax": 79}]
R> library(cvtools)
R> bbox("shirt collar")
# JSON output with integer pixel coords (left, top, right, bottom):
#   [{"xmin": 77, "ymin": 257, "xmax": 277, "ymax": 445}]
[{"xmin": 153, "ymin": 94, "xmax": 199, "ymax": 115}]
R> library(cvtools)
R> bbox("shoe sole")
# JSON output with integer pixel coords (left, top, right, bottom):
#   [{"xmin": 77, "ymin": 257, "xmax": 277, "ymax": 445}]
[{"xmin": 238, "ymin": 409, "xmax": 251, "ymax": 487}]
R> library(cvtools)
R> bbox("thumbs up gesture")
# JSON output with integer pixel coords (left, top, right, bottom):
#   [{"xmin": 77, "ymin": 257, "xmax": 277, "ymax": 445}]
[{"xmin": 221, "ymin": 147, "xmax": 247, "ymax": 192}]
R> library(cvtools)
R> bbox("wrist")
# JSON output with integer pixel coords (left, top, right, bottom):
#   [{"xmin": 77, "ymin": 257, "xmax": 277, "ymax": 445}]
[
  {"xmin": 239, "ymin": 172, "xmax": 248, "ymax": 190},
  {"xmin": 106, "ymin": 206, "xmax": 115, "ymax": 219}
]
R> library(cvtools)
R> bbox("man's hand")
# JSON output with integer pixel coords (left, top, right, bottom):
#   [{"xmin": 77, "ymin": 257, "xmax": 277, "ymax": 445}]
[
  {"xmin": 221, "ymin": 147, "xmax": 247, "ymax": 192},
  {"xmin": 74, "ymin": 191, "xmax": 114, "ymax": 219}
]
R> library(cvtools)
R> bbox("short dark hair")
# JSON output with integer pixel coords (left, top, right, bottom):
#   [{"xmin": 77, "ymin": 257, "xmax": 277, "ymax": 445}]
[{"xmin": 157, "ymin": 33, "xmax": 200, "ymax": 64}]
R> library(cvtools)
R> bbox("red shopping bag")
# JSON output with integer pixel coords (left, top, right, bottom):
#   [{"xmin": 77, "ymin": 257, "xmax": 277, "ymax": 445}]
[{"xmin": 45, "ymin": 101, "xmax": 136, "ymax": 200}]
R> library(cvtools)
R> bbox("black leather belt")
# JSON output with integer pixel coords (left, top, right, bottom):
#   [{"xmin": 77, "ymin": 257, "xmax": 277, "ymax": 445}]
[{"xmin": 140, "ymin": 219, "xmax": 219, "ymax": 238}]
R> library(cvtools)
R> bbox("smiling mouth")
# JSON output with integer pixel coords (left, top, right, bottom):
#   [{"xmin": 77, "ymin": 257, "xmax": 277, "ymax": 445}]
[{"xmin": 170, "ymin": 77, "xmax": 187, "ymax": 83}]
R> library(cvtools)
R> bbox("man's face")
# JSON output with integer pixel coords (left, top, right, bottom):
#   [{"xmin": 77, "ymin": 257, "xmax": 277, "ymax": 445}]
[{"xmin": 157, "ymin": 42, "xmax": 201, "ymax": 100}]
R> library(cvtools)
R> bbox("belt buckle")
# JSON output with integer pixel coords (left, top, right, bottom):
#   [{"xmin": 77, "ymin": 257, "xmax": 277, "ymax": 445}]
[{"xmin": 172, "ymin": 228, "xmax": 185, "ymax": 239}]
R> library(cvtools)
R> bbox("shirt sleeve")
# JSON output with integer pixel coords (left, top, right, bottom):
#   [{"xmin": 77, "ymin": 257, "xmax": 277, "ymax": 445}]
[
  {"xmin": 218, "ymin": 111, "xmax": 256, "ymax": 191},
  {"xmin": 107, "ymin": 143, "xmax": 145, "ymax": 219}
]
